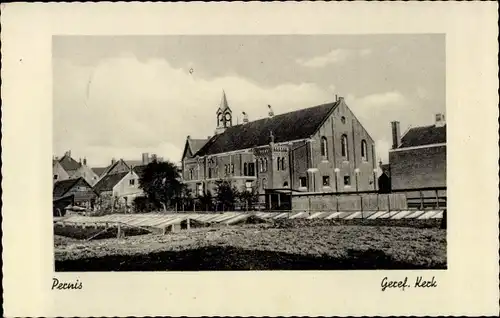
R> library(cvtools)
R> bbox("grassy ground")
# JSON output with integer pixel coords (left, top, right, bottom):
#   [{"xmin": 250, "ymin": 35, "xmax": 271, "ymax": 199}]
[{"xmin": 54, "ymin": 219, "xmax": 446, "ymax": 271}]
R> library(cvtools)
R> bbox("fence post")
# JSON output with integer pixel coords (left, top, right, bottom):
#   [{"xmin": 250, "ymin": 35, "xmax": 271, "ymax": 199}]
[
  {"xmin": 187, "ymin": 218, "xmax": 191, "ymax": 230},
  {"xmin": 419, "ymin": 190, "xmax": 424, "ymax": 210},
  {"xmin": 436, "ymin": 189, "xmax": 440, "ymax": 209},
  {"xmin": 387, "ymin": 195, "xmax": 391, "ymax": 213},
  {"xmin": 336, "ymin": 195, "xmax": 339, "ymax": 212},
  {"xmin": 360, "ymin": 194, "xmax": 364, "ymax": 218},
  {"xmin": 376, "ymin": 193, "xmax": 379, "ymax": 211},
  {"xmin": 117, "ymin": 223, "xmax": 121, "ymax": 239}
]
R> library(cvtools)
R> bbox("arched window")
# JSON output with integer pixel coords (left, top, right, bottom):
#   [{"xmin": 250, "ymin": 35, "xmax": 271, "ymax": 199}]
[
  {"xmin": 321, "ymin": 136, "xmax": 328, "ymax": 159},
  {"xmin": 283, "ymin": 181, "xmax": 289, "ymax": 187},
  {"xmin": 277, "ymin": 158, "xmax": 280, "ymax": 171},
  {"xmin": 264, "ymin": 158, "xmax": 268, "ymax": 172},
  {"xmin": 361, "ymin": 139, "xmax": 368, "ymax": 161},
  {"xmin": 341, "ymin": 134, "xmax": 349, "ymax": 159},
  {"xmin": 231, "ymin": 164, "xmax": 234, "ymax": 173},
  {"xmin": 281, "ymin": 158, "xmax": 286, "ymax": 170},
  {"xmin": 244, "ymin": 163, "xmax": 248, "ymax": 176}
]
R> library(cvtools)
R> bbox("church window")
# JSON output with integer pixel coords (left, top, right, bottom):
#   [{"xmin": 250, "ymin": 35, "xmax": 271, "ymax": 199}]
[
  {"xmin": 299, "ymin": 177, "xmax": 307, "ymax": 188},
  {"xmin": 361, "ymin": 140, "xmax": 368, "ymax": 161},
  {"xmin": 248, "ymin": 162, "xmax": 255, "ymax": 176},
  {"xmin": 344, "ymin": 175, "xmax": 351, "ymax": 186},
  {"xmin": 208, "ymin": 168, "xmax": 212, "ymax": 179},
  {"xmin": 231, "ymin": 164, "xmax": 234, "ymax": 174},
  {"xmin": 129, "ymin": 179, "xmax": 135, "ymax": 186},
  {"xmin": 322, "ymin": 176, "xmax": 330, "ymax": 186},
  {"xmin": 321, "ymin": 136, "xmax": 328, "ymax": 159},
  {"xmin": 283, "ymin": 181, "xmax": 289, "ymax": 187},
  {"xmin": 281, "ymin": 158, "xmax": 286, "ymax": 170},
  {"xmin": 54, "ymin": 174, "xmax": 58, "ymax": 180},
  {"xmin": 341, "ymin": 116, "xmax": 346, "ymax": 124},
  {"xmin": 189, "ymin": 169, "xmax": 194, "ymax": 180},
  {"xmin": 244, "ymin": 163, "xmax": 248, "ymax": 176},
  {"xmin": 341, "ymin": 134, "xmax": 349, "ymax": 159},
  {"xmin": 264, "ymin": 158, "xmax": 268, "ymax": 172}
]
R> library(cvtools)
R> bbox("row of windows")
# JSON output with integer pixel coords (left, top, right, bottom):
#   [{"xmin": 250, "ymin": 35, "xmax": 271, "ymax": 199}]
[
  {"xmin": 187, "ymin": 157, "xmax": 287, "ymax": 180},
  {"xmin": 320, "ymin": 136, "xmax": 369, "ymax": 161},
  {"xmin": 299, "ymin": 175, "xmax": 352, "ymax": 188},
  {"xmin": 276, "ymin": 157, "xmax": 286, "ymax": 171}
]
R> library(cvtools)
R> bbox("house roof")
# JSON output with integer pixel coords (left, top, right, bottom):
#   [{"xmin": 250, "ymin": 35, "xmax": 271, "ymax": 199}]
[
  {"xmin": 133, "ymin": 165, "xmax": 147, "ymax": 178},
  {"xmin": 93, "ymin": 171, "xmax": 129, "ymax": 193},
  {"xmin": 58, "ymin": 154, "xmax": 81, "ymax": 172},
  {"xmin": 195, "ymin": 101, "xmax": 339, "ymax": 156},
  {"xmin": 125, "ymin": 160, "xmax": 143, "ymax": 168},
  {"xmin": 400, "ymin": 124, "xmax": 446, "ymax": 148},
  {"xmin": 53, "ymin": 177, "xmax": 92, "ymax": 199},
  {"xmin": 92, "ymin": 167, "xmax": 108, "ymax": 177}
]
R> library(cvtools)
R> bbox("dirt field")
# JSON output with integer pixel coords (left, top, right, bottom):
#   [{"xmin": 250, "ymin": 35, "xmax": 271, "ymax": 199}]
[{"xmin": 54, "ymin": 220, "xmax": 446, "ymax": 271}]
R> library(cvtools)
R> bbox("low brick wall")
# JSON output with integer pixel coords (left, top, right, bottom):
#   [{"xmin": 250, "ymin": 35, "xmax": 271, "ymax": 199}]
[{"xmin": 291, "ymin": 193, "xmax": 408, "ymax": 212}]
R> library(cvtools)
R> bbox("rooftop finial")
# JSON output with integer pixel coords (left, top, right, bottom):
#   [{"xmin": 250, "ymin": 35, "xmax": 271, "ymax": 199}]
[{"xmin": 268, "ymin": 104, "xmax": 274, "ymax": 117}]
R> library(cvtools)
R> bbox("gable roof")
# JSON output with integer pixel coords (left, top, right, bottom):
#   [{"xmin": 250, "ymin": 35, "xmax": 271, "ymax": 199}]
[
  {"xmin": 195, "ymin": 101, "xmax": 339, "ymax": 156},
  {"xmin": 133, "ymin": 165, "xmax": 147, "ymax": 178},
  {"xmin": 93, "ymin": 171, "xmax": 129, "ymax": 193},
  {"xmin": 58, "ymin": 154, "xmax": 81, "ymax": 172},
  {"xmin": 400, "ymin": 124, "xmax": 446, "ymax": 148},
  {"xmin": 53, "ymin": 178, "xmax": 91, "ymax": 198},
  {"xmin": 125, "ymin": 160, "xmax": 143, "ymax": 168},
  {"xmin": 92, "ymin": 167, "xmax": 108, "ymax": 177}
]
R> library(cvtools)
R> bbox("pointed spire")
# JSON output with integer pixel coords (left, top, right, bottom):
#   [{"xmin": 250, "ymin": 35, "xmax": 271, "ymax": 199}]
[{"xmin": 219, "ymin": 90, "xmax": 231, "ymax": 113}]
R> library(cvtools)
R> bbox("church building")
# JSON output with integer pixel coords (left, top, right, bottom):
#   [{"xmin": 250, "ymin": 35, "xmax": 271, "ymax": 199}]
[{"xmin": 181, "ymin": 91, "xmax": 378, "ymax": 197}]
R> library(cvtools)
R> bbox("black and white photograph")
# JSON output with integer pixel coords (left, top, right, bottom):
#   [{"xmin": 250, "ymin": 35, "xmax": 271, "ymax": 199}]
[
  {"xmin": 52, "ymin": 34, "xmax": 448, "ymax": 271},
  {"xmin": 2, "ymin": 3, "xmax": 498, "ymax": 317}
]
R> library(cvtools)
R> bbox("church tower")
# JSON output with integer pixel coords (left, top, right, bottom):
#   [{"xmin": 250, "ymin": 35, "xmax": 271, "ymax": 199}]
[{"xmin": 215, "ymin": 90, "xmax": 233, "ymax": 135}]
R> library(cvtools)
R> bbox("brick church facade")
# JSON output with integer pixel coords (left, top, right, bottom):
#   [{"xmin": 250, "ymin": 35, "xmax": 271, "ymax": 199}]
[{"xmin": 182, "ymin": 91, "xmax": 378, "ymax": 196}]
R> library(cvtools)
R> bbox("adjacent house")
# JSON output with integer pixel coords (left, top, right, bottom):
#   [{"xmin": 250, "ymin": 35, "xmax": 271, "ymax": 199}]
[
  {"xmin": 53, "ymin": 177, "xmax": 98, "ymax": 215},
  {"xmin": 93, "ymin": 165, "xmax": 146, "ymax": 207},
  {"xmin": 53, "ymin": 151, "xmax": 99, "ymax": 186},
  {"xmin": 388, "ymin": 113, "xmax": 446, "ymax": 190},
  {"xmin": 182, "ymin": 91, "xmax": 378, "ymax": 197}
]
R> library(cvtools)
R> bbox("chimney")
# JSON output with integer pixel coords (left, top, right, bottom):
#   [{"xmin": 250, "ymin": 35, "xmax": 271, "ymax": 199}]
[
  {"xmin": 65, "ymin": 150, "xmax": 71, "ymax": 157},
  {"xmin": 142, "ymin": 153, "xmax": 149, "ymax": 165},
  {"xmin": 83, "ymin": 158, "xmax": 87, "ymax": 166},
  {"xmin": 151, "ymin": 154, "xmax": 158, "ymax": 162},
  {"xmin": 187, "ymin": 135, "xmax": 191, "ymax": 140},
  {"xmin": 391, "ymin": 121, "xmax": 401, "ymax": 149},
  {"xmin": 79, "ymin": 158, "xmax": 82, "ymax": 164},
  {"xmin": 207, "ymin": 136, "xmax": 211, "ymax": 140},
  {"xmin": 111, "ymin": 158, "xmax": 116, "ymax": 165},
  {"xmin": 435, "ymin": 113, "xmax": 446, "ymax": 127},
  {"xmin": 268, "ymin": 104, "xmax": 274, "ymax": 118},
  {"xmin": 242, "ymin": 111, "xmax": 249, "ymax": 124},
  {"xmin": 335, "ymin": 94, "xmax": 338, "ymax": 102}
]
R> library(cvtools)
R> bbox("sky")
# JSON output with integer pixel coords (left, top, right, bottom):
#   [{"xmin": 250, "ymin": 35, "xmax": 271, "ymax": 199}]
[{"xmin": 53, "ymin": 34, "xmax": 445, "ymax": 167}]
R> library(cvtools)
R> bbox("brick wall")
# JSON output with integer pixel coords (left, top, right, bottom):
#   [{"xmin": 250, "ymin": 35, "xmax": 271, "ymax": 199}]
[
  {"xmin": 389, "ymin": 145, "xmax": 446, "ymax": 190},
  {"xmin": 309, "ymin": 100, "xmax": 377, "ymax": 193},
  {"xmin": 291, "ymin": 192, "xmax": 408, "ymax": 211}
]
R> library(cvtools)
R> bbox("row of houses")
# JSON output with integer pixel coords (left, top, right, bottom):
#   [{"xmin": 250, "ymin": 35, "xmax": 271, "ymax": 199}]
[
  {"xmin": 181, "ymin": 91, "xmax": 446, "ymax": 198},
  {"xmin": 52, "ymin": 152, "xmax": 162, "ymax": 213}
]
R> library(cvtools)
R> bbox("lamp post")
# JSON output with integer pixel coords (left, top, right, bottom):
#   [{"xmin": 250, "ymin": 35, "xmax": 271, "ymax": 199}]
[{"xmin": 354, "ymin": 168, "xmax": 360, "ymax": 192}]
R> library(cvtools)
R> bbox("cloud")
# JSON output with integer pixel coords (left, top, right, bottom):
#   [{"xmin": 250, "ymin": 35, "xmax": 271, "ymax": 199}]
[
  {"xmin": 344, "ymin": 91, "xmax": 411, "ymax": 164},
  {"xmin": 296, "ymin": 48, "xmax": 372, "ymax": 68},
  {"xmin": 53, "ymin": 56, "xmax": 335, "ymax": 166}
]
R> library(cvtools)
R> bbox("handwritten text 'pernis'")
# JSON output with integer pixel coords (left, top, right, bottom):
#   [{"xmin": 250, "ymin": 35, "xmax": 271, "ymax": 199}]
[{"xmin": 52, "ymin": 278, "xmax": 83, "ymax": 290}]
